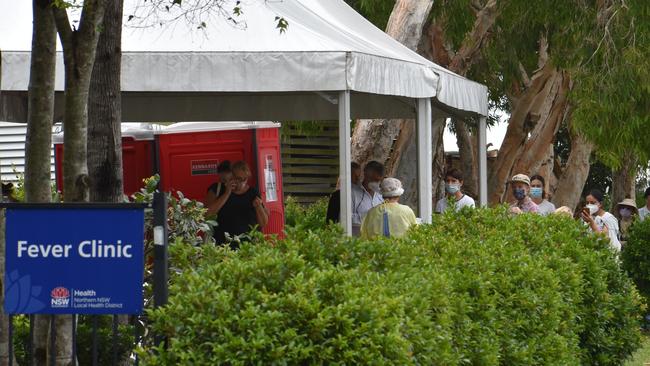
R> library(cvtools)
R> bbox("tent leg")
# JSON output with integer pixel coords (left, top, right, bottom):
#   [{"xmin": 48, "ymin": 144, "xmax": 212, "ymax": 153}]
[
  {"xmin": 478, "ymin": 116, "xmax": 488, "ymax": 206},
  {"xmin": 417, "ymin": 98, "xmax": 432, "ymax": 223},
  {"xmin": 338, "ymin": 91, "xmax": 352, "ymax": 235}
]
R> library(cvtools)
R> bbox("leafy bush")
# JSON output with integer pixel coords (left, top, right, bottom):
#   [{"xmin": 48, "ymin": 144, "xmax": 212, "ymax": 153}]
[
  {"xmin": 132, "ymin": 175, "xmax": 216, "ymax": 247},
  {"xmin": 284, "ymin": 196, "xmax": 330, "ymax": 231},
  {"xmin": 622, "ymin": 218, "xmax": 650, "ymax": 306},
  {"xmin": 139, "ymin": 208, "xmax": 644, "ymax": 365}
]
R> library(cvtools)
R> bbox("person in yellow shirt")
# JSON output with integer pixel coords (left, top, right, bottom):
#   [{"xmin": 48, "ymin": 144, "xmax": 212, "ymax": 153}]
[{"xmin": 361, "ymin": 178, "xmax": 417, "ymax": 239}]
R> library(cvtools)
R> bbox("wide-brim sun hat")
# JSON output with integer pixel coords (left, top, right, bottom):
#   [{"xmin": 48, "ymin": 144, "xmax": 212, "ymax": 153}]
[
  {"xmin": 510, "ymin": 174, "xmax": 531, "ymax": 186},
  {"xmin": 615, "ymin": 198, "xmax": 639, "ymax": 215},
  {"xmin": 380, "ymin": 177, "xmax": 404, "ymax": 198}
]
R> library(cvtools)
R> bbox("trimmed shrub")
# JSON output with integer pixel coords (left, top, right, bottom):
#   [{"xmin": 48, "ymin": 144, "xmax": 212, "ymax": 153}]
[
  {"xmin": 622, "ymin": 218, "xmax": 650, "ymax": 305},
  {"xmin": 284, "ymin": 196, "xmax": 330, "ymax": 231},
  {"xmin": 139, "ymin": 208, "xmax": 643, "ymax": 365}
]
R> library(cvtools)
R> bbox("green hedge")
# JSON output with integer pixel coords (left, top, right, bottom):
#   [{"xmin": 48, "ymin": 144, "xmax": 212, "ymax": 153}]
[
  {"xmin": 622, "ymin": 218, "xmax": 650, "ymax": 306},
  {"xmin": 139, "ymin": 208, "xmax": 644, "ymax": 365}
]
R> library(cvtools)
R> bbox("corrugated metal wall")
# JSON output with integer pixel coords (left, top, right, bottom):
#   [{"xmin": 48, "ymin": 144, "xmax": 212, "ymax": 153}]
[{"xmin": 0, "ymin": 122, "xmax": 56, "ymax": 183}]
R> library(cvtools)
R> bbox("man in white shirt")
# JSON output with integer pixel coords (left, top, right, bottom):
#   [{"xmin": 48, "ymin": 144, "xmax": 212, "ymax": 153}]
[
  {"xmin": 351, "ymin": 161, "xmax": 385, "ymax": 236},
  {"xmin": 436, "ymin": 168, "xmax": 475, "ymax": 213},
  {"xmin": 640, "ymin": 187, "xmax": 650, "ymax": 222}
]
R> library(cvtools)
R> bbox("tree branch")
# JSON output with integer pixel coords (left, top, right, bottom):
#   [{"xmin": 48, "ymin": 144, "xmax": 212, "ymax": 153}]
[
  {"xmin": 448, "ymin": 0, "xmax": 499, "ymax": 75},
  {"xmin": 77, "ymin": 0, "xmax": 106, "ymax": 47},
  {"xmin": 52, "ymin": 6, "xmax": 73, "ymax": 52}
]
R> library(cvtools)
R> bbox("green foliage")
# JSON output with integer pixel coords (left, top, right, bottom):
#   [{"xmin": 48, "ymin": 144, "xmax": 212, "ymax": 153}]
[
  {"xmin": 345, "ymin": 0, "xmax": 396, "ymax": 30},
  {"xmin": 132, "ymin": 174, "xmax": 216, "ymax": 247},
  {"xmin": 283, "ymin": 196, "xmax": 331, "ymax": 231},
  {"xmin": 622, "ymin": 219, "xmax": 650, "ymax": 306},
  {"xmin": 12, "ymin": 315, "xmax": 133, "ymax": 366},
  {"xmin": 139, "ymin": 208, "xmax": 643, "ymax": 365},
  {"xmin": 9, "ymin": 168, "xmax": 61, "ymax": 203}
]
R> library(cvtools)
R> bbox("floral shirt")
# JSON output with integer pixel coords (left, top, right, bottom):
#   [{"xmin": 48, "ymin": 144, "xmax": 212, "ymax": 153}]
[{"xmin": 511, "ymin": 197, "xmax": 539, "ymax": 214}]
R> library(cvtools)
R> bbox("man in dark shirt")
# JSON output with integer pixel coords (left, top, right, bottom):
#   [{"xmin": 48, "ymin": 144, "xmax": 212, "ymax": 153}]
[{"xmin": 326, "ymin": 162, "xmax": 361, "ymax": 223}]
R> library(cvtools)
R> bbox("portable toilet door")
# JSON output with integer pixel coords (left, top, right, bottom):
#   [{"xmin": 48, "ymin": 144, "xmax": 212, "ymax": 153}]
[
  {"xmin": 154, "ymin": 122, "xmax": 256, "ymax": 201},
  {"xmin": 154, "ymin": 122, "xmax": 285, "ymax": 237},
  {"xmin": 254, "ymin": 125, "xmax": 285, "ymax": 236}
]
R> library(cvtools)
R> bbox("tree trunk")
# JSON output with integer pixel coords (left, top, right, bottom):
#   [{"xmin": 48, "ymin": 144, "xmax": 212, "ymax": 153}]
[
  {"xmin": 26, "ymin": 0, "xmax": 57, "ymax": 203},
  {"xmin": 390, "ymin": 118, "xmax": 446, "ymax": 209},
  {"xmin": 425, "ymin": 0, "xmax": 498, "ymax": 200},
  {"xmin": 23, "ymin": 1, "xmax": 58, "ymax": 364},
  {"xmin": 610, "ymin": 154, "xmax": 638, "ymax": 210},
  {"xmin": 88, "ymin": 0, "xmax": 124, "ymax": 203},
  {"xmin": 487, "ymin": 62, "xmax": 560, "ymax": 203},
  {"xmin": 52, "ymin": 2, "xmax": 105, "ymax": 365},
  {"xmin": 350, "ymin": 0, "xmax": 433, "ymax": 168},
  {"xmin": 551, "ymin": 131, "xmax": 594, "ymax": 211},
  {"xmin": 0, "ymin": 45, "xmax": 19, "ymax": 366},
  {"xmin": 376, "ymin": 0, "xmax": 498, "ymax": 205},
  {"xmin": 453, "ymin": 119, "xmax": 478, "ymax": 198},
  {"xmin": 496, "ymin": 69, "xmax": 571, "ymax": 201},
  {"xmin": 351, "ymin": 119, "xmax": 401, "ymax": 166}
]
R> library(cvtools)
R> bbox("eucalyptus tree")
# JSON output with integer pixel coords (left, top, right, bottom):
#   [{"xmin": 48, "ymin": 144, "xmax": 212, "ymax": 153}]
[{"xmin": 349, "ymin": 0, "xmax": 649, "ymax": 209}]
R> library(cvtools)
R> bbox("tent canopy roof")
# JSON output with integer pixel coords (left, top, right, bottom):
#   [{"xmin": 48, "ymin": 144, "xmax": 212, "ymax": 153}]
[{"xmin": 0, "ymin": 0, "xmax": 488, "ymax": 122}]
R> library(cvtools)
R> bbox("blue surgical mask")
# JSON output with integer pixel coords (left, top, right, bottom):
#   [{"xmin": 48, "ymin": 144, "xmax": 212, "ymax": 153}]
[
  {"xmin": 530, "ymin": 187, "xmax": 543, "ymax": 199},
  {"xmin": 513, "ymin": 188, "xmax": 527, "ymax": 200},
  {"xmin": 620, "ymin": 208, "xmax": 632, "ymax": 218},
  {"xmin": 445, "ymin": 183, "xmax": 460, "ymax": 195}
]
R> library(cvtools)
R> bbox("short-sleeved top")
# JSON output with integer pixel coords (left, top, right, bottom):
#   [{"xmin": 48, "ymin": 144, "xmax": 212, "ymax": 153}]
[
  {"xmin": 593, "ymin": 211, "xmax": 621, "ymax": 251},
  {"xmin": 639, "ymin": 206, "xmax": 649, "ymax": 221},
  {"xmin": 436, "ymin": 195, "xmax": 475, "ymax": 213},
  {"xmin": 208, "ymin": 184, "xmax": 261, "ymax": 247},
  {"xmin": 361, "ymin": 202, "xmax": 417, "ymax": 239},
  {"xmin": 351, "ymin": 184, "xmax": 383, "ymax": 227},
  {"xmin": 536, "ymin": 199, "xmax": 556, "ymax": 216}
]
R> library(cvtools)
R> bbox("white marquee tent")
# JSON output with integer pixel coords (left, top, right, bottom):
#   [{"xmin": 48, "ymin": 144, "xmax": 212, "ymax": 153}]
[{"xmin": 0, "ymin": 0, "xmax": 489, "ymax": 234}]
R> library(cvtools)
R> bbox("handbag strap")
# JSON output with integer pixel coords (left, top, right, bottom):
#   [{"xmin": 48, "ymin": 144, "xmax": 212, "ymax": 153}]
[{"xmin": 382, "ymin": 210, "xmax": 391, "ymax": 238}]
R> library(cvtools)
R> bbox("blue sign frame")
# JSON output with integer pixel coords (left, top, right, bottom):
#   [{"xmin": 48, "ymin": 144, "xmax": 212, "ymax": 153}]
[{"xmin": 4, "ymin": 204, "xmax": 146, "ymax": 315}]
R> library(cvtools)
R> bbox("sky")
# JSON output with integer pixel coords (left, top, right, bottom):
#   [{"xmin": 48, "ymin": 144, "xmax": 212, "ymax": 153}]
[{"xmin": 0, "ymin": 0, "xmax": 508, "ymax": 151}]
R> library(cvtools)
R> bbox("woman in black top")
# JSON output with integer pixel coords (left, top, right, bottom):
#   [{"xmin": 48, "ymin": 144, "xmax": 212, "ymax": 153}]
[{"xmin": 205, "ymin": 160, "xmax": 269, "ymax": 249}]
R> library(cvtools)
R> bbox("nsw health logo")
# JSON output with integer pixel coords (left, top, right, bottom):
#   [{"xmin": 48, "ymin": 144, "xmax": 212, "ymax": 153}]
[{"xmin": 50, "ymin": 287, "xmax": 70, "ymax": 308}]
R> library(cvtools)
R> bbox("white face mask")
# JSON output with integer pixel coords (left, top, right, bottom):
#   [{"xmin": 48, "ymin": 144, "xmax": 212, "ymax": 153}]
[
  {"xmin": 586, "ymin": 204, "xmax": 599, "ymax": 215},
  {"xmin": 368, "ymin": 181, "xmax": 381, "ymax": 193}
]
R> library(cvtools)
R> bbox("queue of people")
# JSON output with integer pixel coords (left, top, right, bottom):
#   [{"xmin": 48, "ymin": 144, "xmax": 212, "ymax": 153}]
[{"xmin": 203, "ymin": 157, "xmax": 649, "ymax": 253}]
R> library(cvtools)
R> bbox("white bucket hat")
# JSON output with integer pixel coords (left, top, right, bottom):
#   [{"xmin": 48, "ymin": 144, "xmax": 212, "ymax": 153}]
[{"xmin": 380, "ymin": 178, "xmax": 404, "ymax": 198}]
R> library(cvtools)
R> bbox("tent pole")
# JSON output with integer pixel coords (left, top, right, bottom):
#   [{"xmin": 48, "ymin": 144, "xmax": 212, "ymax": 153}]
[
  {"xmin": 417, "ymin": 98, "xmax": 433, "ymax": 223},
  {"xmin": 478, "ymin": 116, "xmax": 488, "ymax": 206},
  {"xmin": 338, "ymin": 90, "xmax": 352, "ymax": 235}
]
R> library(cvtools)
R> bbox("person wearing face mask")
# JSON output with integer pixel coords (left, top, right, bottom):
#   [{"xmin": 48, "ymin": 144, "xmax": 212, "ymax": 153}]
[
  {"xmin": 361, "ymin": 178, "xmax": 417, "ymax": 239},
  {"xmin": 581, "ymin": 189, "xmax": 621, "ymax": 251},
  {"xmin": 529, "ymin": 175, "xmax": 556, "ymax": 216},
  {"xmin": 206, "ymin": 160, "xmax": 269, "ymax": 249},
  {"xmin": 509, "ymin": 174, "xmax": 539, "ymax": 214},
  {"xmin": 614, "ymin": 198, "xmax": 639, "ymax": 245},
  {"xmin": 351, "ymin": 161, "xmax": 385, "ymax": 236},
  {"xmin": 436, "ymin": 168, "xmax": 475, "ymax": 213},
  {"xmin": 639, "ymin": 187, "xmax": 650, "ymax": 222}
]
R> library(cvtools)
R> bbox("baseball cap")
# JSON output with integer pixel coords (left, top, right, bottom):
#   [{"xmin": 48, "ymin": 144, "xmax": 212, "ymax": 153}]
[{"xmin": 510, "ymin": 174, "xmax": 531, "ymax": 186}]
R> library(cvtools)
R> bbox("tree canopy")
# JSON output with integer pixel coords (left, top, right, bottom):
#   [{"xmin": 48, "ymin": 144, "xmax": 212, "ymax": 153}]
[{"xmin": 352, "ymin": 0, "xmax": 649, "ymax": 169}]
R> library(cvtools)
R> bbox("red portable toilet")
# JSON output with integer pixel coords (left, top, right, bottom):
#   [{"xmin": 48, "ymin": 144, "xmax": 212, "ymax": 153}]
[
  {"xmin": 154, "ymin": 122, "xmax": 284, "ymax": 236},
  {"xmin": 53, "ymin": 124, "xmax": 156, "ymax": 197}
]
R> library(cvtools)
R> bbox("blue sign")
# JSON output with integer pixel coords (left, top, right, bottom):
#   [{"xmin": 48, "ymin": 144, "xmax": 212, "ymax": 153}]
[{"xmin": 4, "ymin": 206, "xmax": 145, "ymax": 315}]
